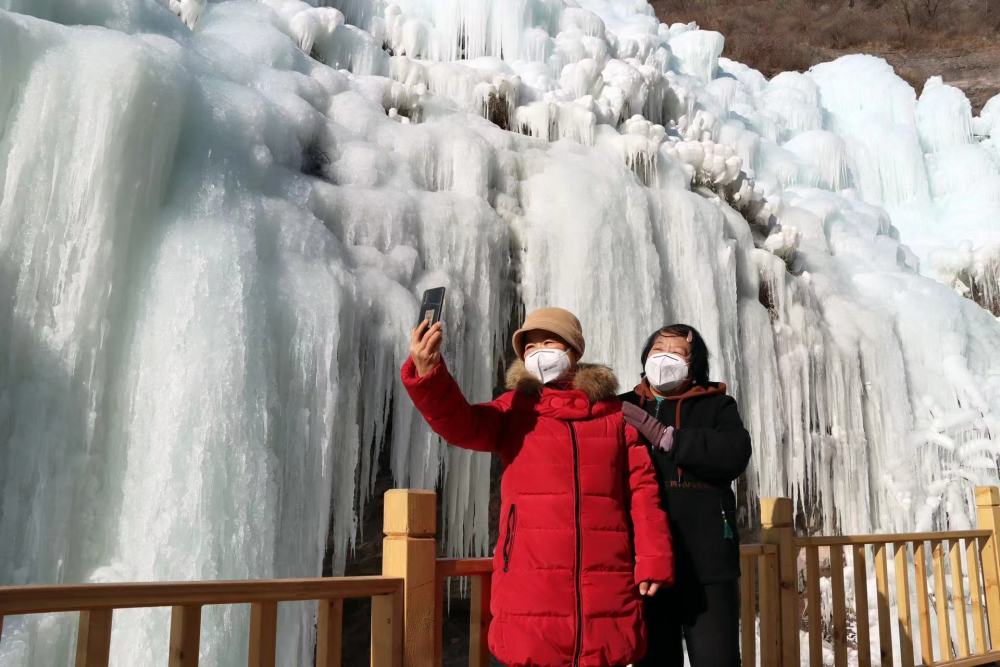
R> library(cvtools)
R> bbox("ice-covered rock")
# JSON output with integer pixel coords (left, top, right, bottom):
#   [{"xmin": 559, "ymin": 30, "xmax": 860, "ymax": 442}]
[
  {"xmin": 917, "ymin": 76, "xmax": 974, "ymax": 153},
  {"xmin": 668, "ymin": 29, "xmax": 724, "ymax": 82},
  {"xmin": 783, "ymin": 130, "xmax": 852, "ymax": 191},
  {"xmin": 168, "ymin": 0, "xmax": 203, "ymax": 29}
]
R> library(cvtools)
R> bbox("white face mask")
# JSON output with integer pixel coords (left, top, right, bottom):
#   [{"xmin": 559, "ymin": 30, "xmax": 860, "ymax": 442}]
[
  {"xmin": 524, "ymin": 348, "xmax": 572, "ymax": 385},
  {"xmin": 644, "ymin": 352, "xmax": 689, "ymax": 392}
]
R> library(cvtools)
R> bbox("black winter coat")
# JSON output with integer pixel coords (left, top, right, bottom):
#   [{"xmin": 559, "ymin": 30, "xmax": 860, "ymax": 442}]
[{"xmin": 620, "ymin": 380, "xmax": 752, "ymax": 583}]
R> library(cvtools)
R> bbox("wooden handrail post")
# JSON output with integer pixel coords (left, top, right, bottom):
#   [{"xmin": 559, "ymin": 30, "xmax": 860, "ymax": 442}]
[
  {"xmin": 248, "ymin": 601, "xmax": 277, "ymax": 667},
  {"xmin": 380, "ymin": 489, "xmax": 437, "ymax": 667},
  {"xmin": 169, "ymin": 605, "xmax": 201, "ymax": 667},
  {"xmin": 75, "ymin": 609, "xmax": 112, "ymax": 667},
  {"xmin": 371, "ymin": 587, "xmax": 404, "ymax": 667},
  {"xmin": 469, "ymin": 575, "xmax": 492, "ymax": 667},
  {"xmin": 975, "ymin": 486, "xmax": 1000, "ymax": 647},
  {"xmin": 317, "ymin": 599, "xmax": 344, "ymax": 667},
  {"xmin": 761, "ymin": 497, "xmax": 797, "ymax": 667},
  {"xmin": 759, "ymin": 550, "xmax": 781, "ymax": 665}
]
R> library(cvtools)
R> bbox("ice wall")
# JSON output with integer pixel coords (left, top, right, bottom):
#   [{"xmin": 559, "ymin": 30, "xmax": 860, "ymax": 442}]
[
  {"xmin": 803, "ymin": 60, "xmax": 1000, "ymax": 315},
  {"xmin": 0, "ymin": 0, "xmax": 998, "ymax": 665}
]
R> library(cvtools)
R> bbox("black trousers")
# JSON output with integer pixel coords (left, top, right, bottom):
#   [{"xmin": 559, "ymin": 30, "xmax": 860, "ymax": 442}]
[{"xmin": 637, "ymin": 579, "xmax": 741, "ymax": 667}]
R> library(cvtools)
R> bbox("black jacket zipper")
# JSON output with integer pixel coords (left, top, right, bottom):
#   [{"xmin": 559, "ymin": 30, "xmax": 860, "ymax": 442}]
[
  {"xmin": 569, "ymin": 422, "xmax": 583, "ymax": 667},
  {"xmin": 502, "ymin": 504, "xmax": 517, "ymax": 572}
]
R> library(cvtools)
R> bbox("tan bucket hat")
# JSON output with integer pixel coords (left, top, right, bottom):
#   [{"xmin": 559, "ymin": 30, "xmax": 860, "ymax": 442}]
[{"xmin": 511, "ymin": 307, "xmax": 585, "ymax": 360}]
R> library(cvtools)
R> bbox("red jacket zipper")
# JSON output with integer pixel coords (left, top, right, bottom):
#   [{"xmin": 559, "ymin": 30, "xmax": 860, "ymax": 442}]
[{"xmin": 569, "ymin": 421, "xmax": 583, "ymax": 667}]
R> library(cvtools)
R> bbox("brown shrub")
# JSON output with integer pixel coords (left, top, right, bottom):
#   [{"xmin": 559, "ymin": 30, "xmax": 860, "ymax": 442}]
[{"xmin": 651, "ymin": 0, "xmax": 999, "ymax": 94}]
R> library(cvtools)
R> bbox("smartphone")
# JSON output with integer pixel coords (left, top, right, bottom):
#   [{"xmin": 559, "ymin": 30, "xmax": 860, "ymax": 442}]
[{"xmin": 417, "ymin": 287, "xmax": 446, "ymax": 326}]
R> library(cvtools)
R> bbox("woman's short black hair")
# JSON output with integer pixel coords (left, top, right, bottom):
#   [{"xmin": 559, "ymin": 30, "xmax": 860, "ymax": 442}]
[{"xmin": 640, "ymin": 324, "xmax": 711, "ymax": 386}]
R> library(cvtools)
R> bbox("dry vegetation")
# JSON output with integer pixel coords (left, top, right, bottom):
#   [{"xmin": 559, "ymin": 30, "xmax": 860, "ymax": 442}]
[{"xmin": 651, "ymin": 0, "xmax": 1000, "ymax": 110}]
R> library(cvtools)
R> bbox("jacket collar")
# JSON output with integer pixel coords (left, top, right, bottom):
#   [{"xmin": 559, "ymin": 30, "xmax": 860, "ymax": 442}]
[
  {"xmin": 633, "ymin": 378, "xmax": 728, "ymax": 430},
  {"xmin": 506, "ymin": 360, "xmax": 620, "ymax": 419},
  {"xmin": 633, "ymin": 378, "xmax": 727, "ymax": 403}
]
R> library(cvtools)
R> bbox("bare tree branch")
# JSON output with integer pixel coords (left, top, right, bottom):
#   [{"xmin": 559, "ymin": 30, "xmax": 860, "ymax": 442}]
[
  {"xmin": 988, "ymin": 0, "xmax": 1000, "ymax": 30},
  {"xmin": 898, "ymin": 0, "xmax": 914, "ymax": 24}
]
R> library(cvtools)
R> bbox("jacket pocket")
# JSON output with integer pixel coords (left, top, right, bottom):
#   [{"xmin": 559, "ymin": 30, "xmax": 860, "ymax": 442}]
[{"xmin": 502, "ymin": 504, "xmax": 517, "ymax": 573}]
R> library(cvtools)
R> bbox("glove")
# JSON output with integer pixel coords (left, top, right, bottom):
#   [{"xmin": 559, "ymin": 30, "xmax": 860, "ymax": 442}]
[{"xmin": 622, "ymin": 402, "xmax": 675, "ymax": 453}]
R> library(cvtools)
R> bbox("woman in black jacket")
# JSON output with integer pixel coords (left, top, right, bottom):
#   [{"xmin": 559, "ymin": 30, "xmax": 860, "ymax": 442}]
[{"xmin": 620, "ymin": 323, "xmax": 752, "ymax": 667}]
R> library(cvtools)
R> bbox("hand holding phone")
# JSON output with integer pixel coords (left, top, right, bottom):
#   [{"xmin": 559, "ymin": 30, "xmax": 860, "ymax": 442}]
[
  {"xmin": 411, "ymin": 287, "xmax": 446, "ymax": 377},
  {"xmin": 410, "ymin": 318, "xmax": 443, "ymax": 377}
]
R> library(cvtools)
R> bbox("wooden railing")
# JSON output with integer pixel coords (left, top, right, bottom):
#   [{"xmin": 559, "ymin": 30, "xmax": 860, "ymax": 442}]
[
  {"xmin": 430, "ymin": 544, "xmax": 784, "ymax": 667},
  {"xmin": 0, "ymin": 576, "xmax": 403, "ymax": 667},
  {"xmin": 422, "ymin": 487, "xmax": 1000, "ymax": 667},
  {"xmin": 759, "ymin": 487, "xmax": 1000, "ymax": 667},
  {"xmin": 739, "ymin": 542, "xmax": 781, "ymax": 665},
  {"xmin": 7, "ymin": 486, "xmax": 1000, "ymax": 667},
  {"xmin": 793, "ymin": 530, "xmax": 1000, "ymax": 667},
  {"xmin": 435, "ymin": 558, "xmax": 492, "ymax": 667}
]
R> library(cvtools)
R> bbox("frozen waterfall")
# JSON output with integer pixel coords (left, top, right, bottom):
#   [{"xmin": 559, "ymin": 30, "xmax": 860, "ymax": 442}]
[{"xmin": 0, "ymin": 0, "xmax": 998, "ymax": 664}]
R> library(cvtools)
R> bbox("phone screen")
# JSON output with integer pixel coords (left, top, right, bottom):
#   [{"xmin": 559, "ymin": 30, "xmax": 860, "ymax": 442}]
[{"xmin": 418, "ymin": 287, "xmax": 446, "ymax": 325}]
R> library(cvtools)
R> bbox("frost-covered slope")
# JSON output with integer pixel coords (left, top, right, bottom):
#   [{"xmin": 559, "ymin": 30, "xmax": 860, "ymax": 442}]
[{"xmin": 0, "ymin": 0, "xmax": 998, "ymax": 664}]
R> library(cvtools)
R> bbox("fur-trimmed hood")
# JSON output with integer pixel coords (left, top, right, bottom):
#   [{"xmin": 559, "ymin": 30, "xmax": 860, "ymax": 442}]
[{"xmin": 505, "ymin": 360, "xmax": 620, "ymax": 403}]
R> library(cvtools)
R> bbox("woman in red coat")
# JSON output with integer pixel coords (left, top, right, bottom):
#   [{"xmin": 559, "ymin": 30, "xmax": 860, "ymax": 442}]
[{"xmin": 402, "ymin": 307, "xmax": 673, "ymax": 667}]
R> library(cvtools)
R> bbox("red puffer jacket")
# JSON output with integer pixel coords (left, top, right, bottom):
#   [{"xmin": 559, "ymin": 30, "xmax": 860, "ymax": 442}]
[{"xmin": 401, "ymin": 357, "xmax": 674, "ymax": 667}]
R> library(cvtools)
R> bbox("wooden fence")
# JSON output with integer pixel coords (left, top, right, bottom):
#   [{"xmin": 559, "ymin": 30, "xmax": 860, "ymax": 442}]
[
  {"xmin": 0, "ymin": 577, "xmax": 403, "ymax": 667},
  {"xmin": 428, "ymin": 488, "xmax": 1000, "ymax": 667},
  {"xmin": 5, "ymin": 486, "xmax": 1000, "ymax": 666}
]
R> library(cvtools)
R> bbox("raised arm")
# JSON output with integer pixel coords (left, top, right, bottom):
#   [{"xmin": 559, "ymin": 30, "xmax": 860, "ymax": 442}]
[
  {"xmin": 401, "ymin": 357, "xmax": 510, "ymax": 453},
  {"xmin": 624, "ymin": 423, "xmax": 674, "ymax": 590},
  {"xmin": 400, "ymin": 319, "xmax": 510, "ymax": 454}
]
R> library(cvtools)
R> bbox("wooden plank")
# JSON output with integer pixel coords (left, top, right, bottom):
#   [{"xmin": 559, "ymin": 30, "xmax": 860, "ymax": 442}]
[
  {"xmin": 831, "ymin": 546, "xmax": 847, "ymax": 667},
  {"xmin": 741, "ymin": 553, "xmax": 756, "ymax": 667},
  {"xmin": 893, "ymin": 543, "xmax": 914, "ymax": 667},
  {"xmin": 968, "ymin": 537, "xmax": 987, "ymax": 654},
  {"xmin": 470, "ymin": 575, "xmax": 492, "ymax": 667},
  {"xmin": 760, "ymin": 497, "xmax": 798, "ymax": 667},
  {"xmin": 980, "ymin": 533, "xmax": 1000, "ymax": 649},
  {"xmin": 75, "ymin": 609, "xmax": 112, "ymax": 667},
  {"xmin": 951, "ymin": 539, "xmax": 971, "ymax": 657},
  {"xmin": 247, "ymin": 601, "xmax": 277, "ymax": 667},
  {"xmin": 926, "ymin": 649, "xmax": 1000, "ymax": 667},
  {"xmin": 915, "ymin": 540, "xmax": 934, "ymax": 664},
  {"xmin": 0, "ymin": 576, "xmax": 403, "ymax": 615},
  {"xmin": 382, "ymin": 535, "xmax": 436, "ymax": 667},
  {"xmin": 382, "ymin": 489, "xmax": 437, "ymax": 667},
  {"xmin": 933, "ymin": 540, "xmax": 954, "ymax": 660},
  {"xmin": 807, "ymin": 545, "xmax": 822, "ymax": 666},
  {"xmin": 169, "ymin": 605, "xmax": 201, "ymax": 667},
  {"xmin": 759, "ymin": 550, "xmax": 781, "ymax": 667},
  {"xmin": 435, "ymin": 559, "xmax": 492, "ymax": 578},
  {"xmin": 0, "ymin": 614, "xmax": 4, "ymax": 641},
  {"xmin": 371, "ymin": 588, "xmax": 404, "ymax": 667},
  {"xmin": 382, "ymin": 489, "xmax": 436, "ymax": 537},
  {"xmin": 853, "ymin": 545, "xmax": 872, "ymax": 667},
  {"xmin": 371, "ymin": 593, "xmax": 393, "ymax": 667},
  {"xmin": 975, "ymin": 487, "xmax": 1000, "ymax": 649},
  {"xmin": 316, "ymin": 599, "xmax": 343, "ymax": 667},
  {"xmin": 797, "ymin": 530, "xmax": 991, "ymax": 548},
  {"xmin": 875, "ymin": 543, "xmax": 894, "ymax": 667},
  {"xmin": 391, "ymin": 586, "xmax": 404, "ymax": 667},
  {"xmin": 740, "ymin": 544, "xmax": 779, "ymax": 557},
  {"xmin": 433, "ymin": 573, "xmax": 444, "ymax": 667}
]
